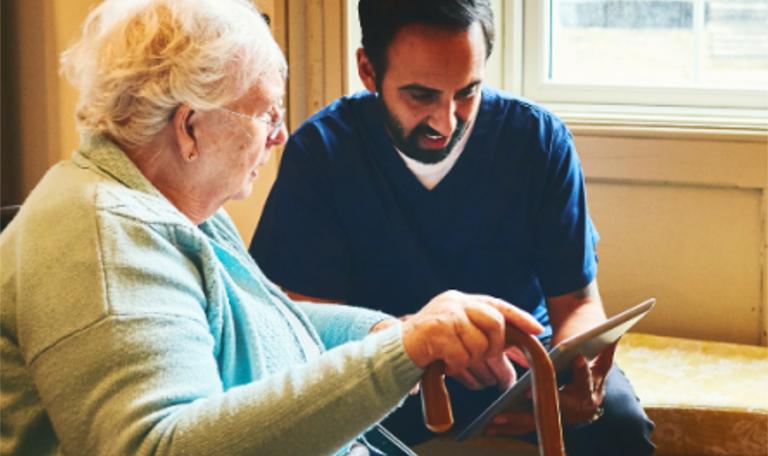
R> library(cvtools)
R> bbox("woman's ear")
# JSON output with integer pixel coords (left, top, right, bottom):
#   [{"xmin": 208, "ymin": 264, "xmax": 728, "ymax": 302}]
[
  {"xmin": 356, "ymin": 48, "xmax": 378, "ymax": 93},
  {"xmin": 172, "ymin": 104, "xmax": 198, "ymax": 161}
]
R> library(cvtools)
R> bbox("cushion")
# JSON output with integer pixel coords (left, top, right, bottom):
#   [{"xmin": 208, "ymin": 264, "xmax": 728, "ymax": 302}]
[{"xmin": 616, "ymin": 333, "xmax": 768, "ymax": 456}]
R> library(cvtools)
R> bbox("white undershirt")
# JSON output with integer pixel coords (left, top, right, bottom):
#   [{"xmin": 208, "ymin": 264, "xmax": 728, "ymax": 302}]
[{"xmin": 396, "ymin": 119, "xmax": 476, "ymax": 190}]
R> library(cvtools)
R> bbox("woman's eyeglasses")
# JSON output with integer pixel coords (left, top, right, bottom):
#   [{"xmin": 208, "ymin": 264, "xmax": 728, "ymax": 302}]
[{"xmin": 218, "ymin": 103, "xmax": 285, "ymax": 140}]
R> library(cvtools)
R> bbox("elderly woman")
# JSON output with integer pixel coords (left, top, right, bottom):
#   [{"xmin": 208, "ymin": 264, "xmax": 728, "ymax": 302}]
[{"xmin": 0, "ymin": 1, "xmax": 542, "ymax": 455}]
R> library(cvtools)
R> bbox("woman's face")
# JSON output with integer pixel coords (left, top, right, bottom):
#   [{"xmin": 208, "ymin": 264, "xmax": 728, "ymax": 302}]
[{"xmin": 193, "ymin": 71, "xmax": 287, "ymax": 205}]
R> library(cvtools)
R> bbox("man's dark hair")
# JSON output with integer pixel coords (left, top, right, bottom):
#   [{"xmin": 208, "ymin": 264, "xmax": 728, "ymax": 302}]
[{"xmin": 358, "ymin": 0, "xmax": 495, "ymax": 86}]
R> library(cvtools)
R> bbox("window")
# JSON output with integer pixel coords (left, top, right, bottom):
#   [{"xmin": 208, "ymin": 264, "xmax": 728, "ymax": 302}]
[
  {"xmin": 522, "ymin": 0, "xmax": 768, "ymax": 117},
  {"xmin": 548, "ymin": 0, "xmax": 767, "ymax": 88}
]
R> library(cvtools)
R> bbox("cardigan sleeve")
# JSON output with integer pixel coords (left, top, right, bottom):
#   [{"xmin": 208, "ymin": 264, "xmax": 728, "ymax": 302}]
[
  {"xmin": 294, "ymin": 300, "xmax": 396, "ymax": 349},
  {"xmin": 29, "ymin": 314, "xmax": 421, "ymax": 456}
]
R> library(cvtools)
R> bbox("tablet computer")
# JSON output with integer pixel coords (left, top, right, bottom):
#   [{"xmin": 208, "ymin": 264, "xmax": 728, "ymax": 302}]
[{"xmin": 456, "ymin": 298, "xmax": 655, "ymax": 441}]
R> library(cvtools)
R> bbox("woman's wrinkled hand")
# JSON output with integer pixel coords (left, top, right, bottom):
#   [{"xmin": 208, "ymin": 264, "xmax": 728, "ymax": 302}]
[{"xmin": 401, "ymin": 290, "xmax": 543, "ymax": 376}]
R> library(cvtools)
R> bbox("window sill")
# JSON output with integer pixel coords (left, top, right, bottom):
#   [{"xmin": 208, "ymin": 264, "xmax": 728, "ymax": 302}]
[{"xmin": 549, "ymin": 103, "xmax": 768, "ymax": 141}]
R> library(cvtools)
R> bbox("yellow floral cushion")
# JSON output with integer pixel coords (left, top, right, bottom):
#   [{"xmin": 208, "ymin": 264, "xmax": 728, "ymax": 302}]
[{"xmin": 616, "ymin": 333, "xmax": 768, "ymax": 456}]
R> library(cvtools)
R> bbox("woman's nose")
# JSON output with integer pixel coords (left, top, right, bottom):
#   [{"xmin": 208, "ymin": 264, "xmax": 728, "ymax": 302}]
[{"xmin": 267, "ymin": 124, "xmax": 289, "ymax": 146}]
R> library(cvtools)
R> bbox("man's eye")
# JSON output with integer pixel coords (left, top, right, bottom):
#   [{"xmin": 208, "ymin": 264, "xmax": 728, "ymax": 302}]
[
  {"xmin": 456, "ymin": 86, "xmax": 478, "ymax": 100},
  {"xmin": 409, "ymin": 92, "xmax": 437, "ymax": 103}
]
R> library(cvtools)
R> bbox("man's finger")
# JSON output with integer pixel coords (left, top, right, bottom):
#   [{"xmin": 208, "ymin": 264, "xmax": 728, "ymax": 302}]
[
  {"xmin": 565, "ymin": 355, "xmax": 592, "ymax": 396},
  {"xmin": 591, "ymin": 340, "xmax": 619, "ymax": 378},
  {"xmin": 588, "ymin": 341, "xmax": 617, "ymax": 402}
]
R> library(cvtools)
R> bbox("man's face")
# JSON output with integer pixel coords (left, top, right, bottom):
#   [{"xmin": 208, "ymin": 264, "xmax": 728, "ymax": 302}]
[{"xmin": 360, "ymin": 22, "xmax": 486, "ymax": 164}]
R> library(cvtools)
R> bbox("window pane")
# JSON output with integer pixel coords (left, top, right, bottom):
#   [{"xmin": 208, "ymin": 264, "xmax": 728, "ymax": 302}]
[{"xmin": 550, "ymin": 0, "xmax": 768, "ymax": 89}]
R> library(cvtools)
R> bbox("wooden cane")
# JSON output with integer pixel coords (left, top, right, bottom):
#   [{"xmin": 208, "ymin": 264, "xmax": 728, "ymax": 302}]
[{"xmin": 420, "ymin": 325, "xmax": 565, "ymax": 456}]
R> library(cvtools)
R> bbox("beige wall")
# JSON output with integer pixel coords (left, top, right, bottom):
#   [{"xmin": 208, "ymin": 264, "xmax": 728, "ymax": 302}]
[
  {"xmin": 575, "ymin": 128, "xmax": 767, "ymax": 345},
  {"xmin": 4, "ymin": 0, "xmax": 767, "ymax": 346},
  {"xmin": 2, "ymin": 1, "xmax": 69, "ymax": 205}
]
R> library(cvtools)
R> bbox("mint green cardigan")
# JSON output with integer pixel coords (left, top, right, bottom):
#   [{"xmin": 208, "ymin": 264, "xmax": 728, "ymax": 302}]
[{"xmin": 0, "ymin": 136, "xmax": 423, "ymax": 455}]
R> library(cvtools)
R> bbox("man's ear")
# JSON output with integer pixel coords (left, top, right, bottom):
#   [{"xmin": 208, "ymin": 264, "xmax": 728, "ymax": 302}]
[
  {"xmin": 171, "ymin": 104, "xmax": 198, "ymax": 161},
  {"xmin": 356, "ymin": 48, "xmax": 378, "ymax": 93}
]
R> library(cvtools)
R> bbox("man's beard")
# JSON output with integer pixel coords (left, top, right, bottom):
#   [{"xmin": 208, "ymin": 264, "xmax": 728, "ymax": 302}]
[{"xmin": 379, "ymin": 99, "xmax": 468, "ymax": 165}]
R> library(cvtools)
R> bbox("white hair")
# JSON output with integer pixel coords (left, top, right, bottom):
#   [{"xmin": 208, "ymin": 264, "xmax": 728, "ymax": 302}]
[{"xmin": 61, "ymin": 0, "xmax": 286, "ymax": 148}]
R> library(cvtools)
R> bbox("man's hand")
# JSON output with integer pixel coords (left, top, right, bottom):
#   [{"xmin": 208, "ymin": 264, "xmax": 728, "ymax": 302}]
[
  {"xmin": 484, "ymin": 280, "xmax": 613, "ymax": 436},
  {"xmin": 556, "ymin": 341, "xmax": 615, "ymax": 424},
  {"xmin": 484, "ymin": 341, "xmax": 617, "ymax": 436}
]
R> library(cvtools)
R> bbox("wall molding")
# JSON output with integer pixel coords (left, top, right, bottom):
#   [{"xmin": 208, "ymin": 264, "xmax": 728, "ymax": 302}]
[
  {"xmin": 575, "ymin": 132, "xmax": 766, "ymax": 191},
  {"xmin": 571, "ymin": 125, "xmax": 768, "ymax": 144}
]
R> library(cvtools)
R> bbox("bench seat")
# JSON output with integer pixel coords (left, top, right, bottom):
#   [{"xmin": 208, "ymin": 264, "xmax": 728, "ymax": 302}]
[{"xmin": 617, "ymin": 333, "xmax": 768, "ymax": 456}]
